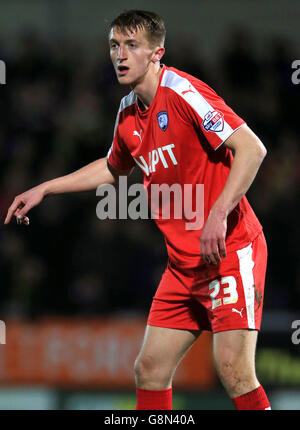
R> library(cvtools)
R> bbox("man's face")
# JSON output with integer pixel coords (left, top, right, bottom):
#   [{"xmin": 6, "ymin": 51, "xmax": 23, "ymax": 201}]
[{"xmin": 109, "ymin": 26, "xmax": 157, "ymax": 86}]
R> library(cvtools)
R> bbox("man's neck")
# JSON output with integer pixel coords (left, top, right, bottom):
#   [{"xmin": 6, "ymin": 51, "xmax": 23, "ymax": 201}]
[{"xmin": 132, "ymin": 63, "xmax": 164, "ymax": 111}]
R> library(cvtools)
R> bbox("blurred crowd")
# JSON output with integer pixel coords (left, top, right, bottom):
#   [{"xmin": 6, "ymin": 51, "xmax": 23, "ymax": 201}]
[{"xmin": 0, "ymin": 26, "xmax": 299, "ymax": 319}]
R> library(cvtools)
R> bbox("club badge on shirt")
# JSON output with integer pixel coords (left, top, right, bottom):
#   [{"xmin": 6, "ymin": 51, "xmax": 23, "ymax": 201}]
[
  {"xmin": 157, "ymin": 111, "xmax": 169, "ymax": 131},
  {"xmin": 202, "ymin": 110, "xmax": 224, "ymax": 132}
]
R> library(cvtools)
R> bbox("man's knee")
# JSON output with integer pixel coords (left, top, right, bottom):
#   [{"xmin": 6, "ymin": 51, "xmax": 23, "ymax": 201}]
[
  {"xmin": 134, "ymin": 354, "xmax": 156, "ymax": 380},
  {"xmin": 215, "ymin": 354, "xmax": 258, "ymax": 397},
  {"xmin": 213, "ymin": 329, "xmax": 259, "ymax": 396},
  {"xmin": 134, "ymin": 354, "xmax": 172, "ymax": 389}
]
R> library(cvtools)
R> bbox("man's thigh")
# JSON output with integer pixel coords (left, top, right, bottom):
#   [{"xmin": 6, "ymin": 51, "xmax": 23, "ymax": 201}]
[
  {"xmin": 136, "ymin": 324, "xmax": 201, "ymax": 369},
  {"xmin": 213, "ymin": 328, "xmax": 258, "ymax": 364}
]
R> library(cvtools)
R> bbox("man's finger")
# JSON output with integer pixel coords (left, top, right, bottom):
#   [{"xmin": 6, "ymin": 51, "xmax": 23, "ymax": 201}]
[
  {"xmin": 218, "ymin": 238, "xmax": 227, "ymax": 258},
  {"xmin": 212, "ymin": 252, "xmax": 221, "ymax": 264},
  {"xmin": 4, "ymin": 209, "xmax": 14, "ymax": 224},
  {"xmin": 16, "ymin": 202, "xmax": 33, "ymax": 220},
  {"xmin": 204, "ymin": 240, "xmax": 216, "ymax": 265},
  {"xmin": 209, "ymin": 239, "xmax": 221, "ymax": 264},
  {"xmin": 17, "ymin": 215, "xmax": 30, "ymax": 226},
  {"xmin": 201, "ymin": 240, "xmax": 213, "ymax": 264},
  {"xmin": 208, "ymin": 254, "xmax": 218, "ymax": 265},
  {"xmin": 200, "ymin": 238, "xmax": 206, "ymax": 260},
  {"xmin": 4, "ymin": 202, "xmax": 21, "ymax": 224}
]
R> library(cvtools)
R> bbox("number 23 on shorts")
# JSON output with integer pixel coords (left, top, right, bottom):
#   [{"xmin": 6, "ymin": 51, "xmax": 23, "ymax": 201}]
[{"xmin": 209, "ymin": 276, "xmax": 238, "ymax": 309}]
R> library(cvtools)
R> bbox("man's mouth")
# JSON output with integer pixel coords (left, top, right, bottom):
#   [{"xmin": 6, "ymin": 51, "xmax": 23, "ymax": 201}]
[{"xmin": 117, "ymin": 65, "xmax": 130, "ymax": 75}]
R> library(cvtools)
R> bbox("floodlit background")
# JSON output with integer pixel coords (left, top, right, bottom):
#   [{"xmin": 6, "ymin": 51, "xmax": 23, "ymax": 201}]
[{"xmin": 0, "ymin": 0, "xmax": 299, "ymax": 410}]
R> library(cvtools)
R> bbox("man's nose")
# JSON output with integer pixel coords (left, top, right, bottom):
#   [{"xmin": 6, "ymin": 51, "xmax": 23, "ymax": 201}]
[{"xmin": 117, "ymin": 45, "xmax": 127, "ymax": 60}]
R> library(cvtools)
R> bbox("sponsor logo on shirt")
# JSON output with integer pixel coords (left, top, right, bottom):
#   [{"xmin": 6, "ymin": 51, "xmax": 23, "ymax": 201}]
[
  {"xmin": 133, "ymin": 144, "xmax": 177, "ymax": 176},
  {"xmin": 157, "ymin": 111, "xmax": 169, "ymax": 131},
  {"xmin": 202, "ymin": 110, "xmax": 224, "ymax": 132}
]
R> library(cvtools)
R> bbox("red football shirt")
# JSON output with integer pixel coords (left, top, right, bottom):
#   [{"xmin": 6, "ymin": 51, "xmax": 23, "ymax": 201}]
[{"xmin": 107, "ymin": 65, "xmax": 262, "ymax": 268}]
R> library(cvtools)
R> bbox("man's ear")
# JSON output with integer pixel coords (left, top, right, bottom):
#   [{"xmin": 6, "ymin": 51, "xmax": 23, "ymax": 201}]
[{"xmin": 152, "ymin": 47, "xmax": 165, "ymax": 63}]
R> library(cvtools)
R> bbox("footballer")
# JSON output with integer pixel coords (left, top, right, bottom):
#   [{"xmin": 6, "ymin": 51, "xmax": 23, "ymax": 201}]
[{"xmin": 5, "ymin": 10, "xmax": 270, "ymax": 410}]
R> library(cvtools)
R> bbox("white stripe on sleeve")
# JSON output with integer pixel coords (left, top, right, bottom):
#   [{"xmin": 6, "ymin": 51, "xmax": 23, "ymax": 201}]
[{"xmin": 161, "ymin": 69, "xmax": 234, "ymax": 145}]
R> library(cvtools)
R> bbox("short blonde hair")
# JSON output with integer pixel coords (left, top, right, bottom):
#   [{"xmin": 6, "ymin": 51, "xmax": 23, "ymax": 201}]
[{"xmin": 110, "ymin": 10, "xmax": 166, "ymax": 48}]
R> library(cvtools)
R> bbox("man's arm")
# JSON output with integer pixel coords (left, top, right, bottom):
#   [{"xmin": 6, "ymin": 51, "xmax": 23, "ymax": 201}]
[
  {"xmin": 200, "ymin": 124, "xmax": 267, "ymax": 265},
  {"xmin": 4, "ymin": 158, "xmax": 133, "ymax": 225}
]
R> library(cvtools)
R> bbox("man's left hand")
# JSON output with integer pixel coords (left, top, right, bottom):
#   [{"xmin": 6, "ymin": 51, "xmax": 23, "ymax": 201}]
[{"xmin": 200, "ymin": 210, "xmax": 227, "ymax": 265}]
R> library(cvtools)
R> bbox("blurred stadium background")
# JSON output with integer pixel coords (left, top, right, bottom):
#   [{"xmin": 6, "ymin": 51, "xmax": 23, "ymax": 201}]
[{"xmin": 0, "ymin": 0, "xmax": 299, "ymax": 410}]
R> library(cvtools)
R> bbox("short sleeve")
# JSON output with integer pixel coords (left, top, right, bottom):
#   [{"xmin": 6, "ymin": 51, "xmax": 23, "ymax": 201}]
[
  {"xmin": 107, "ymin": 128, "xmax": 135, "ymax": 171},
  {"xmin": 176, "ymin": 80, "xmax": 246, "ymax": 150},
  {"xmin": 107, "ymin": 107, "xmax": 136, "ymax": 171}
]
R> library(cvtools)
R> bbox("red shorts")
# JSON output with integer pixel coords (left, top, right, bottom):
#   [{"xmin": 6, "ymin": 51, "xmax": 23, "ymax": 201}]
[{"xmin": 147, "ymin": 232, "xmax": 267, "ymax": 333}]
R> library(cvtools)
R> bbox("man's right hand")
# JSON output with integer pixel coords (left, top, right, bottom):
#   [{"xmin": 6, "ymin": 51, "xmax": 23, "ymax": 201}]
[
  {"xmin": 4, "ymin": 184, "xmax": 47, "ymax": 226},
  {"xmin": 3, "ymin": 158, "xmax": 127, "ymax": 226}
]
